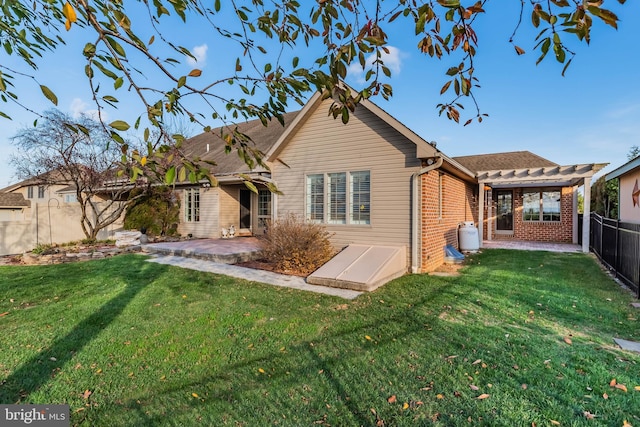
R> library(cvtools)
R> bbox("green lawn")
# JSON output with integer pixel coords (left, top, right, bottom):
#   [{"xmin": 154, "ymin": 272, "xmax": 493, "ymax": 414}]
[{"xmin": 1, "ymin": 250, "xmax": 639, "ymax": 426}]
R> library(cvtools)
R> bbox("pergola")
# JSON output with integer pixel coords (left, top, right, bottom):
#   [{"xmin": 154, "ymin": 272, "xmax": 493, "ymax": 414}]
[{"xmin": 476, "ymin": 163, "xmax": 608, "ymax": 253}]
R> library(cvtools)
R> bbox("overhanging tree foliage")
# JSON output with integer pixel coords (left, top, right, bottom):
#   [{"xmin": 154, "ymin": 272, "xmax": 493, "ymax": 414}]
[
  {"xmin": 0, "ymin": 0, "xmax": 627, "ymax": 187},
  {"xmin": 10, "ymin": 110, "xmax": 149, "ymax": 241}
]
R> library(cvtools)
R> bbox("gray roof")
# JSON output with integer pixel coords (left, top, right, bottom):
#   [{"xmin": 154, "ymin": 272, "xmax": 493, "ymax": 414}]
[
  {"xmin": 0, "ymin": 193, "xmax": 30, "ymax": 208},
  {"xmin": 453, "ymin": 151, "xmax": 558, "ymax": 173},
  {"xmin": 606, "ymin": 155, "xmax": 640, "ymax": 181},
  {"xmin": 181, "ymin": 111, "xmax": 301, "ymax": 175}
]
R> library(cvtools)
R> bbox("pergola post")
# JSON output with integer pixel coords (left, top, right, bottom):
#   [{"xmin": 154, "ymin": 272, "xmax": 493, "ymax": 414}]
[
  {"xmin": 478, "ymin": 182, "xmax": 484, "ymax": 247},
  {"xmin": 582, "ymin": 177, "xmax": 592, "ymax": 253},
  {"xmin": 572, "ymin": 185, "xmax": 578, "ymax": 244}
]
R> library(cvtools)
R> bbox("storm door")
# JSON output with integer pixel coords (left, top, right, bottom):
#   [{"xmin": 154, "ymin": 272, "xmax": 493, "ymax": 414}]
[
  {"xmin": 239, "ymin": 189, "xmax": 252, "ymax": 230},
  {"xmin": 496, "ymin": 189, "xmax": 513, "ymax": 232}
]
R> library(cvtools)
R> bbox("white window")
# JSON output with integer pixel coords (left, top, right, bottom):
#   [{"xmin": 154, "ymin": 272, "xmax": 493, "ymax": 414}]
[
  {"xmin": 306, "ymin": 174, "xmax": 324, "ymax": 223},
  {"xmin": 328, "ymin": 172, "xmax": 347, "ymax": 224},
  {"xmin": 258, "ymin": 189, "xmax": 271, "ymax": 228},
  {"xmin": 64, "ymin": 194, "xmax": 77, "ymax": 203},
  {"xmin": 350, "ymin": 171, "xmax": 370, "ymax": 224},
  {"xmin": 27, "ymin": 187, "xmax": 34, "ymax": 199},
  {"xmin": 38, "ymin": 186, "xmax": 45, "ymax": 198},
  {"xmin": 184, "ymin": 188, "xmax": 200, "ymax": 222},
  {"xmin": 306, "ymin": 171, "xmax": 371, "ymax": 225},
  {"xmin": 523, "ymin": 189, "xmax": 561, "ymax": 222}
]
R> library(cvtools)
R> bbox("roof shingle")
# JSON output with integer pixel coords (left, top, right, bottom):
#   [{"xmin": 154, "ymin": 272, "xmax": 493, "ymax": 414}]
[
  {"xmin": 0, "ymin": 193, "xmax": 31, "ymax": 208},
  {"xmin": 181, "ymin": 111, "xmax": 301, "ymax": 175},
  {"xmin": 452, "ymin": 151, "xmax": 557, "ymax": 173}
]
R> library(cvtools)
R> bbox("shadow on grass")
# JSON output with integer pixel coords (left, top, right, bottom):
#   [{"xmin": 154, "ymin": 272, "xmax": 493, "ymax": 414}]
[{"xmin": 0, "ymin": 258, "xmax": 169, "ymax": 404}]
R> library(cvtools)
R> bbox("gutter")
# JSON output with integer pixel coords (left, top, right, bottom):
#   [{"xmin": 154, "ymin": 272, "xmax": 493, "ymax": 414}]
[{"xmin": 411, "ymin": 156, "xmax": 444, "ymax": 274}]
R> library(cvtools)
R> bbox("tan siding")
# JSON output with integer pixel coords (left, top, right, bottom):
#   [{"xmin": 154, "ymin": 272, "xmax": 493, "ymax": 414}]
[
  {"xmin": 619, "ymin": 172, "xmax": 640, "ymax": 223},
  {"xmin": 219, "ymin": 186, "xmax": 240, "ymax": 232},
  {"xmin": 177, "ymin": 187, "xmax": 219, "ymax": 238},
  {"xmin": 271, "ymin": 99, "xmax": 421, "ymax": 265}
]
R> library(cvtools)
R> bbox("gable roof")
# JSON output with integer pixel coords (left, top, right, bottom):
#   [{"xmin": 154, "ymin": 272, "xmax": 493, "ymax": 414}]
[
  {"xmin": 606, "ymin": 155, "xmax": 640, "ymax": 181},
  {"xmin": 0, "ymin": 192, "xmax": 30, "ymax": 208},
  {"xmin": 453, "ymin": 151, "xmax": 558, "ymax": 173},
  {"xmin": 264, "ymin": 86, "xmax": 475, "ymax": 181},
  {"xmin": 180, "ymin": 111, "xmax": 301, "ymax": 175}
]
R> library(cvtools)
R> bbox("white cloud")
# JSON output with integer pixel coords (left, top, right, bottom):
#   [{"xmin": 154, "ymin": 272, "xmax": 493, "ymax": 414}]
[
  {"xmin": 187, "ymin": 44, "xmax": 208, "ymax": 68},
  {"xmin": 69, "ymin": 98, "xmax": 105, "ymax": 121},
  {"xmin": 347, "ymin": 46, "xmax": 405, "ymax": 84}
]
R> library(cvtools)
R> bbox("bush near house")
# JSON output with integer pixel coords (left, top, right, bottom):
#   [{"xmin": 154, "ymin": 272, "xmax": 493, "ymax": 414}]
[
  {"xmin": 259, "ymin": 214, "xmax": 335, "ymax": 276},
  {"xmin": 123, "ymin": 186, "xmax": 180, "ymax": 236}
]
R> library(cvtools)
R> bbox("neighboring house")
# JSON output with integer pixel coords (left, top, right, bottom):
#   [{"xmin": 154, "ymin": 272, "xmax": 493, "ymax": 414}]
[
  {"xmin": 454, "ymin": 151, "xmax": 606, "ymax": 251},
  {"xmin": 177, "ymin": 89, "xmax": 606, "ymax": 272},
  {"xmin": 0, "ymin": 177, "xmax": 122, "ymax": 255},
  {"xmin": 606, "ymin": 155, "xmax": 640, "ymax": 223}
]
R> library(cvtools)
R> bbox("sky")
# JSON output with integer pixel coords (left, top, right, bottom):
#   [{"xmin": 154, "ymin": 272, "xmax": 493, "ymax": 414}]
[{"xmin": 1, "ymin": 1, "xmax": 638, "ymax": 188}]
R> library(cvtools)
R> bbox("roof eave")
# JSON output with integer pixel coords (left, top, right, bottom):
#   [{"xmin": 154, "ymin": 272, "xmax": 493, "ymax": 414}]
[{"xmin": 606, "ymin": 156, "xmax": 640, "ymax": 180}]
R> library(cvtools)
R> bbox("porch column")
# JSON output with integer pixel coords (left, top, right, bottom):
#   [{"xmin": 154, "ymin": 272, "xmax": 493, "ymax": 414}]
[
  {"xmin": 572, "ymin": 185, "xmax": 578, "ymax": 244},
  {"xmin": 487, "ymin": 189, "xmax": 492, "ymax": 241},
  {"xmin": 582, "ymin": 177, "xmax": 592, "ymax": 253},
  {"xmin": 478, "ymin": 182, "xmax": 484, "ymax": 247}
]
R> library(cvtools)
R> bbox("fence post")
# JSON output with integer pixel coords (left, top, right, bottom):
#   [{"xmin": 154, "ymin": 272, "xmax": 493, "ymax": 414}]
[{"xmin": 614, "ymin": 219, "xmax": 619, "ymax": 279}]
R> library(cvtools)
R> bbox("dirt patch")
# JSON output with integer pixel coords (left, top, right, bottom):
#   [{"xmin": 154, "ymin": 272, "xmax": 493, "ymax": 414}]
[
  {"xmin": 234, "ymin": 259, "xmax": 308, "ymax": 277},
  {"xmin": 429, "ymin": 262, "xmax": 466, "ymax": 276}
]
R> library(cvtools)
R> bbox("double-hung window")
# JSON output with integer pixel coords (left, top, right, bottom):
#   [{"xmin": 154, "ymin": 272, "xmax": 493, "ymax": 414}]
[
  {"xmin": 184, "ymin": 188, "xmax": 200, "ymax": 222},
  {"xmin": 38, "ymin": 186, "xmax": 45, "ymax": 198},
  {"xmin": 257, "ymin": 189, "xmax": 272, "ymax": 228},
  {"xmin": 27, "ymin": 186, "xmax": 34, "ymax": 199},
  {"xmin": 350, "ymin": 171, "xmax": 370, "ymax": 224},
  {"xmin": 306, "ymin": 171, "xmax": 370, "ymax": 225},
  {"xmin": 523, "ymin": 189, "xmax": 561, "ymax": 222}
]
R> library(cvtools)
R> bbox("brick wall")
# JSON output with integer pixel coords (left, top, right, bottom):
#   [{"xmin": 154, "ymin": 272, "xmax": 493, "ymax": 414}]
[
  {"xmin": 484, "ymin": 187, "xmax": 574, "ymax": 243},
  {"xmin": 420, "ymin": 171, "xmax": 477, "ymax": 272}
]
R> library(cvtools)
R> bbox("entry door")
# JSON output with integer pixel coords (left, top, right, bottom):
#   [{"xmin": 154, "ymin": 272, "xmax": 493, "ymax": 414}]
[
  {"xmin": 496, "ymin": 190, "xmax": 513, "ymax": 232},
  {"xmin": 239, "ymin": 189, "xmax": 252, "ymax": 230}
]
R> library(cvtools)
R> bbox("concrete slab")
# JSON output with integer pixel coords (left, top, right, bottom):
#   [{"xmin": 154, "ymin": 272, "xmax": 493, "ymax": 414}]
[
  {"xmin": 146, "ymin": 255, "xmax": 362, "ymax": 300},
  {"xmin": 481, "ymin": 240, "xmax": 582, "ymax": 253},
  {"xmin": 614, "ymin": 338, "xmax": 640, "ymax": 353}
]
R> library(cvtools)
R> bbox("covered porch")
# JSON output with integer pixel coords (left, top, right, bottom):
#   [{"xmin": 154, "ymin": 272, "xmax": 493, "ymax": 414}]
[{"xmin": 476, "ymin": 163, "xmax": 607, "ymax": 253}]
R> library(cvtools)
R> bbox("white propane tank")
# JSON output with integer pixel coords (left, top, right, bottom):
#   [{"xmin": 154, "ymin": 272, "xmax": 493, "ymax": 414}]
[{"xmin": 458, "ymin": 221, "xmax": 480, "ymax": 252}]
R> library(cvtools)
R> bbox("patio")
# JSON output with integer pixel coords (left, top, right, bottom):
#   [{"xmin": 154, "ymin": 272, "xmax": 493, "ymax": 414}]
[
  {"xmin": 481, "ymin": 240, "xmax": 582, "ymax": 253},
  {"xmin": 142, "ymin": 237, "xmax": 262, "ymax": 264}
]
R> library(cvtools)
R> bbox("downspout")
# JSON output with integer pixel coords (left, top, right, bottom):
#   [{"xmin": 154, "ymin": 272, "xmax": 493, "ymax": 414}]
[{"xmin": 411, "ymin": 156, "xmax": 444, "ymax": 273}]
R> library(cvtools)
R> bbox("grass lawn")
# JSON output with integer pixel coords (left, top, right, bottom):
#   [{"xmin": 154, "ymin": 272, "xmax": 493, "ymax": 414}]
[{"xmin": 1, "ymin": 250, "xmax": 639, "ymax": 426}]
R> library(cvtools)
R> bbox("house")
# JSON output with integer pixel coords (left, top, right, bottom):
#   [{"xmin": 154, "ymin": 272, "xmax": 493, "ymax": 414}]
[
  {"xmin": 176, "ymin": 88, "xmax": 607, "ymax": 275},
  {"xmin": 606, "ymin": 155, "xmax": 640, "ymax": 223},
  {"xmin": 454, "ymin": 151, "xmax": 606, "ymax": 251}
]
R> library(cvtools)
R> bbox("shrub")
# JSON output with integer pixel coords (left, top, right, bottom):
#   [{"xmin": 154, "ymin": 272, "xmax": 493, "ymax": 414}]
[
  {"xmin": 259, "ymin": 214, "xmax": 335, "ymax": 276},
  {"xmin": 31, "ymin": 243, "xmax": 54, "ymax": 255},
  {"xmin": 124, "ymin": 186, "xmax": 180, "ymax": 236}
]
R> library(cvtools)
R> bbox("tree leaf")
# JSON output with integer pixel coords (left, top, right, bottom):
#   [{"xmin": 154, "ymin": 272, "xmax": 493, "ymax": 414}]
[
  {"xmin": 165, "ymin": 166, "xmax": 176, "ymax": 184},
  {"xmin": 614, "ymin": 383, "xmax": 628, "ymax": 392},
  {"xmin": 188, "ymin": 69, "xmax": 202, "ymax": 77},
  {"xmin": 477, "ymin": 393, "xmax": 490, "ymax": 399},
  {"xmin": 109, "ymin": 120, "xmax": 130, "ymax": 131},
  {"xmin": 40, "ymin": 85, "xmax": 58, "ymax": 105}
]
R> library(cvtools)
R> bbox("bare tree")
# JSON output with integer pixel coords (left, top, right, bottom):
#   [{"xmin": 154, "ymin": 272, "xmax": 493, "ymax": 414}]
[{"xmin": 10, "ymin": 110, "xmax": 149, "ymax": 241}]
